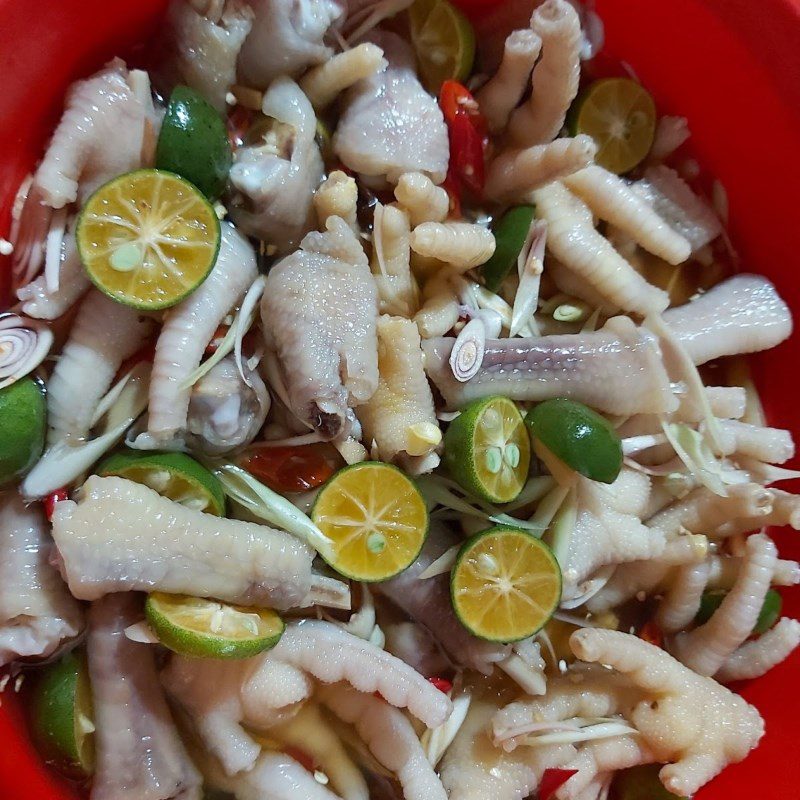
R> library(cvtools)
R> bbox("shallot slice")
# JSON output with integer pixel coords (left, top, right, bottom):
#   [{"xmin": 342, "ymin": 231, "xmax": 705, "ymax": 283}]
[{"xmin": 0, "ymin": 313, "xmax": 53, "ymax": 389}]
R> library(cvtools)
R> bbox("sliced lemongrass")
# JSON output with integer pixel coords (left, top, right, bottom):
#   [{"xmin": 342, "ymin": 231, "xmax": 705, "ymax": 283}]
[
  {"xmin": 345, "ymin": 0, "xmax": 410, "ymax": 44},
  {"xmin": 234, "ymin": 275, "xmax": 267, "ymax": 386},
  {"xmin": 510, "ymin": 219, "xmax": 546, "ymax": 337},
  {"xmin": 0, "ymin": 313, "xmax": 54, "ymax": 389},
  {"xmin": 43, "ymin": 207, "xmax": 67, "ymax": 293},
  {"xmin": 89, "ymin": 369, "xmax": 134, "ymax": 427},
  {"xmin": 21, "ymin": 363, "xmax": 149, "ymax": 499},
  {"xmin": 421, "ymin": 691, "xmax": 472, "ymax": 768},
  {"xmin": 334, "ymin": 436, "xmax": 368, "ymax": 465},
  {"xmin": 211, "ymin": 460, "xmax": 335, "ymax": 560},
  {"xmin": 450, "ymin": 317, "xmax": 486, "ymax": 382},
  {"xmin": 417, "ymin": 544, "xmax": 460, "ymax": 579},
  {"xmin": 738, "ymin": 458, "xmax": 800, "ymax": 485},
  {"xmin": 553, "ymin": 302, "xmax": 590, "ymax": 323},
  {"xmin": 536, "ymin": 627, "xmax": 558, "ymax": 668}
]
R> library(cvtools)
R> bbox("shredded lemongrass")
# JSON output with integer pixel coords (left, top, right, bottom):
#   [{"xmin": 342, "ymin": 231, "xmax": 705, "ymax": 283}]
[
  {"xmin": 621, "ymin": 433, "xmax": 669, "ymax": 456},
  {"xmin": 211, "ymin": 461, "xmax": 335, "ymax": 560},
  {"xmin": 536, "ymin": 627, "xmax": 558, "ymax": 668},
  {"xmin": 662, "ymin": 421, "xmax": 727, "ymax": 496},
  {"xmin": 647, "ymin": 314, "xmax": 723, "ymax": 449},
  {"xmin": 503, "ymin": 475, "xmax": 556, "ymax": 511},
  {"xmin": 498, "ymin": 652, "xmax": 547, "ymax": 695},
  {"xmin": 43, "ymin": 207, "xmax": 67, "ymax": 293},
  {"xmin": 560, "ymin": 564, "xmax": 616, "ymax": 609},
  {"xmin": 124, "ymin": 621, "xmax": 160, "ymax": 644},
  {"xmin": 520, "ymin": 718, "xmax": 637, "ymax": 747},
  {"xmin": 21, "ymin": 363, "xmax": 150, "ymax": 499},
  {"xmin": 252, "ymin": 432, "xmax": 325, "ymax": 448},
  {"xmin": 417, "ymin": 545, "xmax": 460, "ymax": 579},
  {"xmin": 234, "ymin": 275, "xmax": 267, "ymax": 385},
  {"xmin": 421, "ymin": 691, "xmax": 472, "ymax": 767},
  {"xmin": 180, "ymin": 300, "xmax": 259, "ymax": 390},
  {"xmin": 581, "ymin": 307, "xmax": 602, "ymax": 333},
  {"xmin": 545, "ymin": 486, "xmax": 577, "ymax": 570},
  {"xmin": 529, "ymin": 484, "xmax": 571, "ymax": 530},
  {"xmin": 510, "ymin": 219, "xmax": 546, "ymax": 336},
  {"xmin": 417, "ymin": 475, "xmax": 545, "ymax": 533}
]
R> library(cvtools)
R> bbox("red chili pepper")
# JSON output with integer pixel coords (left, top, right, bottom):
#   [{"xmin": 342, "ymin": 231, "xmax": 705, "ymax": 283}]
[
  {"xmin": 227, "ymin": 105, "xmax": 253, "ymax": 149},
  {"xmin": 204, "ymin": 324, "xmax": 229, "ymax": 356},
  {"xmin": 427, "ymin": 676, "xmax": 453, "ymax": 694},
  {"xmin": 439, "ymin": 80, "xmax": 487, "ymax": 201},
  {"xmin": 282, "ymin": 745, "xmax": 316, "ymax": 773},
  {"xmin": 539, "ymin": 768, "xmax": 579, "ymax": 800},
  {"xmin": 43, "ymin": 489, "xmax": 68, "ymax": 522},
  {"xmin": 240, "ymin": 444, "xmax": 337, "ymax": 493},
  {"xmin": 638, "ymin": 619, "xmax": 664, "ymax": 649}
]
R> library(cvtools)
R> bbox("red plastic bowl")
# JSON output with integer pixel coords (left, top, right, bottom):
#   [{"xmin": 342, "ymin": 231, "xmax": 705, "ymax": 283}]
[{"xmin": 0, "ymin": 1, "xmax": 798, "ymax": 797}]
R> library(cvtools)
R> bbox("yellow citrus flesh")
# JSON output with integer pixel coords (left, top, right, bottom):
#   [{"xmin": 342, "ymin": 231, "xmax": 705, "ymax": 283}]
[
  {"xmin": 451, "ymin": 527, "xmax": 561, "ymax": 642},
  {"xmin": 409, "ymin": 0, "xmax": 476, "ymax": 92},
  {"xmin": 312, "ymin": 462, "xmax": 429, "ymax": 582},
  {"xmin": 573, "ymin": 78, "xmax": 656, "ymax": 174},
  {"xmin": 77, "ymin": 169, "xmax": 220, "ymax": 310},
  {"xmin": 146, "ymin": 593, "xmax": 284, "ymax": 659}
]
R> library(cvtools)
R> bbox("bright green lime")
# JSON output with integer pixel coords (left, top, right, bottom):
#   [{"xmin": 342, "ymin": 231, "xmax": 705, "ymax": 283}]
[
  {"xmin": 30, "ymin": 651, "xmax": 95, "ymax": 778},
  {"xmin": 156, "ymin": 86, "xmax": 232, "ymax": 200},
  {"xmin": 445, "ymin": 396, "xmax": 531, "ymax": 504},
  {"xmin": 145, "ymin": 593, "xmax": 284, "ymax": 659},
  {"xmin": 696, "ymin": 588, "xmax": 782, "ymax": 635},
  {"xmin": 612, "ymin": 765, "xmax": 687, "ymax": 800},
  {"xmin": 481, "ymin": 206, "xmax": 536, "ymax": 292},
  {"xmin": 451, "ymin": 526, "xmax": 561, "ymax": 642},
  {"xmin": 0, "ymin": 377, "xmax": 46, "ymax": 486},
  {"xmin": 97, "ymin": 450, "xmax": 225, "ymax": 515},
  {"xmin": 526, "ymin": 398, "xmax": 622, "ymax": 484}
]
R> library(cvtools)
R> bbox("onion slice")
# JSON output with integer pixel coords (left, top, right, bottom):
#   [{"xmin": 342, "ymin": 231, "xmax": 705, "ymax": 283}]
[{"xmin": 0, "ymin": 312, "xmax": 54, "ymax": 389}]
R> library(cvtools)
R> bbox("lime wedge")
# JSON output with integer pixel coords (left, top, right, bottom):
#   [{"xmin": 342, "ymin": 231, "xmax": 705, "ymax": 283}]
[
  {"xmin": 409, "ymin": 0, "xmax": 476, "ymax": 93},
  {"xmin": 145, "ymin": 593, "xmax": 285, "ymax": 659},
  {"xmin": 444, "ymin": 396, "xmax": 531, "ymax": 504},
  {"xmin": 696, "ymin": 588, "xmax": 782, "ymax": 635},
  {"xmin": 0, "ymin": 376, "xmax": 46, "ymax": 487},
  {"xmin": 525, "ymin": 398, "xmax": 622, "ymax": 484},
  {"xmin": 30, "ymin": 651, "xmax": 95, "ymax": 778},
  {"xmin": 481, "ymin": 205, "xmax": 536, "ymax": 292},
  {"xmin": 97, "ymin": 450, "xmax": 225, "ymax": 515},
  {"xmin": 451, "ymin": 526, "xmax": 561, "ymax": 641},
  {"xmin": 77, "ymin": 168, "xmax": 221, "ymax": 310},
  {"xmin": 569, "ymin": 78, "xmax": 656, "ymax": 174},
  {"xmin": 156, "ymin": 86, "xmax": 232, "ymax": 200},
  {"xmin": 311, "ymin": 462, "xmax": 429, "ymax": 582}
]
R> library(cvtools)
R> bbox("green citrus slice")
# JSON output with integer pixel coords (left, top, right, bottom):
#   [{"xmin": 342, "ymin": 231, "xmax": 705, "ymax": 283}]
[
  {"xmin": 77, "ymin": 168, "xmax": 221, "ymax": 310},
  {"xmin": 145, "ymin": 593, "xmax": 285, "ymax": 659},
  {"xmin": 525, "ymin": 398, "xmax": 622, "ymax": 484},
  {"xmin": 97, "ymin": 450, "xmax": 225, "ymax": 515},
  {"xmin": 444, "ymin": 396, "xmax": 531, "ymax": 503},
  {"xmin": 451, "ymin": 526, "xmax": 562, "ymax": 642},
  {"xmin": 30, "ymin": 651, "xmax": 95, "ymax": 778},
  {"xmin": 409, "ymin": 0, "xmax": 476, "ymax": 93},
  {"xmin": 0, "ymin": 376, "xmax": 46, "ymax": 486},
  {"xmin": 311, "ymin": 462, "xmax": 429, "ymax": 582},
  {"xmin": 569, "ymin": 78, "xmax": 656, "ymax": 174},
  {"xmin": 696, "ymin": 588, "xmax": 782, "ymax": 635}
]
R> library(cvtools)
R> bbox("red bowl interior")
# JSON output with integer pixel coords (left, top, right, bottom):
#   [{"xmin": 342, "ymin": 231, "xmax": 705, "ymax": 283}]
[{"xmin": 0, "ymin": 0, "xmax": 798, "ymax": 797}]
